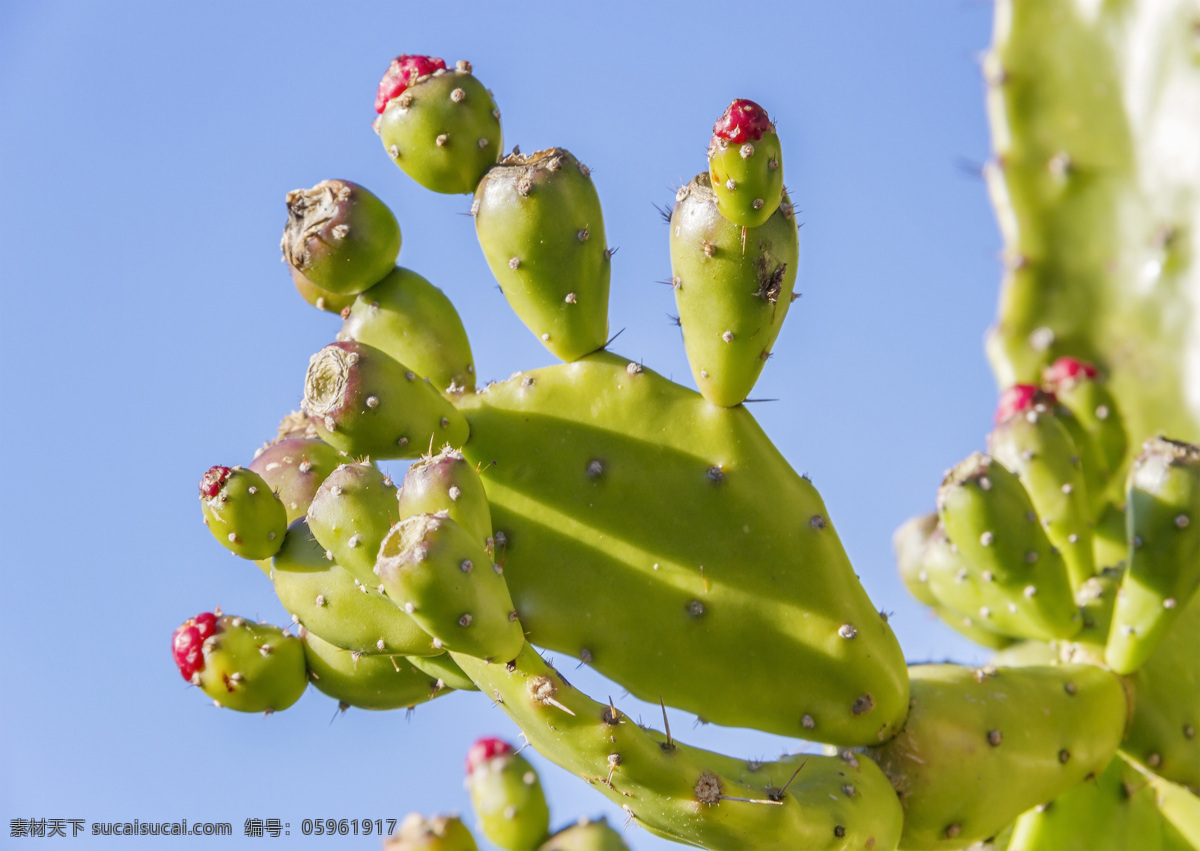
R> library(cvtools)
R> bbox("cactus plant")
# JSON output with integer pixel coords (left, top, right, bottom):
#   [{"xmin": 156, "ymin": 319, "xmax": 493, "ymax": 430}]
[{"xmin": 167, "ymin": 3, "xmax": 1200, "ymax": 849}]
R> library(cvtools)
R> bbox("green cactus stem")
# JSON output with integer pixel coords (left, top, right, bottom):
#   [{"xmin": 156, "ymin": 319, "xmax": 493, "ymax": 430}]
[
  {"xmin": 452, "ymin": 644, "xmax": 904, "ymax": 851},
  {"xmin": 281, "ymin": 180, "xmax": 401, "ymax": 295},
  {"xmin": 376, "ymin": 57, "xmax": 501, "ymax": 195},
  {"xmin": 1106, "ymin": 437, "xmax": 1200, "ymax": 674},
  {"xmin": 198, "ymin": 465, "xmax": 288, "ymax": 560},
  {"xmin": 865, "ymin": 663, "xmax": 1127, "ymax": 850},
  {"xmin": 301, "ymin": 629, "xmax": 454, "ymax": 712},
  {"xmin": 707, "ymin": 99, "xmax": 784, "ymax": 229},
  {"xmin": 340, "ymin": 266, "xmax": 476, "ymax": 394},
  {"xmin": 983, "ymin": 0, "xmax": 1200, "ymax": 454},
  {"xmin": 1005, "ymin": 755, "xmax": 1170, "ymax": 851},
  {"xmin": 270, "ymin": 518, "xmax": 435, "ymax": 657},
  {"xmin": 406, "ymin": 652, "xmax": 479, "ymax": 693},
  {"xmin": 669, "ymin": 172, "xmax": 798, "ymax": 407},
  {"xmin": 1122, "ymin": 589, "xmax": 1200, "ymax": 790},
  {"xmin": 302, "ymin": 340, "xmax": 469, "ymax": 459},
  {"xmin": 473, "ymin": 148, "xmax": 611, "ymax": 362},
  {"xmin": 376, "ymin": 513, "xmax": 523, "ymax": 661},
  {"xmin": 171, "ymin": 611, "xmax": 307, "ymax": 714},
  {"xmin": 465, "ymin": 738, "xmax": 552, "ymax": 851},
  {"xmin": 383, "ymin": 814, "xmax": 479, "ymax": 851},
  {"xmin": 456, "ymin": 351, "xmax": 909, "ymax": 745},
  {"xmin": 1144, "ymin": 770, "xmax": 1200, "ymax": 848},
  {"xmin": 305, "ymin": 462, "xmax": 399, "ymax": 587},
  {"xmin": 936, "ymin": 452, "xmax": 1080, "ymax": 641}
]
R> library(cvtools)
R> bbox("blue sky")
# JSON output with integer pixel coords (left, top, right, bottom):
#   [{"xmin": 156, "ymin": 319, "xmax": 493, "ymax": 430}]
[{"xmin": 1, "ymin": 2, "xmax": 1001, "ymax": 847}]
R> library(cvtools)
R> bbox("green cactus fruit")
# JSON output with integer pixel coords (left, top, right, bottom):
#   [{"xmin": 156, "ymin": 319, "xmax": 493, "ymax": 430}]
[
  {"xmin": 983, "ymin": 0, "xmax": 1200, "ymax": 453},
  {"xmin": 301, "ymin": 629, "xmax": 451, "ymax": 711},
  {"xmin": 340, "ymin": 266, "xmax": 476, "ymax": 394},
  {"xmin": 1006, "ymin": 756, "xmax": 1167, "ymax": 851},
  {"xmin": 451, "ymin": 644, "xmax": 904, "ymax": 851},
  {"xmin": 937, "ymin": 452, "xmax": 1080, "ymax": 641},
  {"xmin": 398, "ymin": 446, "xmax": 492, "ymax": 547},
  {"xmin": 270, "ymin": 518, "xmax": 435, "ymax": 657},
  {"xmin": 248, "ymin": 437, "xmax": 345, "ymax": 523},
  {"xmin": 866, "ymin": 663, "xmax": 1127, "ymax": 850},
  {"xmin": 376, "ymin": 513, "xmax": 523, "ymax": 661},
  {"xmin": 305, "ymin": 462, "xmax": 399, "ymax": 587},
  {"xmin": 1123, "ymin": 589, "xmax": 1200, "ymax": 789},
  {"xmin": 198, "ymin": 465, "xmax": 288, "ymax": 560},
  {"xmin": 405, "ymin": 652, "xmax": 479, "ymax": 693},
  {"xmin": 280, "ymin": 180, "xmax": 400, "ymax": 295},
  {"xmin": 384, "ymin": 814, "xmax": 479, "ymax": 851},
  {"xmin": 1145, "ymin": 771, "xmax": 1200, "ymax": 849},
  {"xmin": 1106, "ymin": 437, "xmax": 1200, "ymax": 674},
  {"xmin": 456, "ymin": 352, "xmax": 908, "ymax": 745},
  {"xmin": 894, "ymin": 514, "xmax": 1015, "ymax": 650},
  {"xmin": 473, "ymin": 148, "xmax": 610, "ymax": 361},
  {"xmin": 465, "ymin": 738, "xmax": 551, "ymax": 851},
  {"xmin": 989, "ymin": 394, "xmax": 1096, "ymax": 590},
  {"xmin": 302, "ymin": 340, "xmax": 468, "ymax": 459},
  {"xmin": 171, "ymin": 611, "xmax": 306, "ymax": 713},
  {"xmin": 375, "ymin": 56, "xmax": 501, "ymax": 195},
  {"xmin": 537, "ymin": 818, "xmax": 628, "ymax": 851},
  {"xmin": 669, "ymin": 172, "xmax": 798, "ymax": 407},
  {"xmin": 289, "ymin": 266, "xmax": 358, "ymax": 314},
  {"xmin": 707, "ymin": 99, "xmax": 784, "ymax": 229},
  {"xmin": 1044, "ymin": 357, "xmax": 1128, "ymax": 485},
  {"xmin": 897, "ymin": 513, "xmax": 1017, "ymax": 648}
]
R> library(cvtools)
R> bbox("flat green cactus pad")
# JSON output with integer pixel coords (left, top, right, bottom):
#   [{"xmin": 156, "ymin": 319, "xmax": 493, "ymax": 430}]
[{"xmin": 456, "ymin": 352, "xmax": 908, "ymax": 745}]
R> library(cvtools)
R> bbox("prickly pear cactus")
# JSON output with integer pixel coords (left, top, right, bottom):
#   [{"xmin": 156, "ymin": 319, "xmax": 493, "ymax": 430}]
[
  {"xmin": 172, "ymin": 13, "xmax": 1200, "ymax": 850},
  {"xmin": 983, "ymin": 0, "xmax": 1200, "ymax": 452}
]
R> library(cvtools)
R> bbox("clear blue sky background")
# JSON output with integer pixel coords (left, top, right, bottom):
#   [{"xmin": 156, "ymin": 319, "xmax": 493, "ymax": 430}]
[{"xmin": 1, "ymin": 2, "xmax": 1002, "ymax": 847}]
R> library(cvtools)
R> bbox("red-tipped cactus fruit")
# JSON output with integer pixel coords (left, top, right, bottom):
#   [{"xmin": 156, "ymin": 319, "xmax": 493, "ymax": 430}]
[
  {"xmin": 376, "ymin": 55, "xmax": 501, "ymax": 195},
  {"xmin": 171, "ymin": 611, "xmax": 306, "ymax": 713},
  {"xmin": 198, "ymin": 465, "xmax": 287, "ymax": 560},
  {"xmin": 707, "ymin": 98, "xmax": 784, "ymax": 228},
  {"xmin": 465, "ymin": 737, "xmax": 551, "ymax": 851}
]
